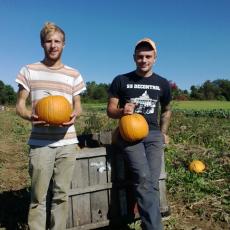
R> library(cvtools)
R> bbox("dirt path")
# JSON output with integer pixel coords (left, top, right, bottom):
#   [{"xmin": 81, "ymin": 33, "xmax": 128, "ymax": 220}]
[{"xmin": 0, "ymin": 140, "xmax": 29, "ymax": 192}]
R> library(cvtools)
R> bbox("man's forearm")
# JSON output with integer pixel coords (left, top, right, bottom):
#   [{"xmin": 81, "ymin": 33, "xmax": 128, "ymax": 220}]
[
  {"xmin": 160, "ymin": 105, "xmax": 172, "ymax": 134},
  {"xmin": 16, "ymin": 87, "xmax": 32, "ymax": 121},
  {"xmin": 107, "ymin": 107, "xmax": 124, "ymax": 119},
  {"xmin": 16, "ymin": 104, "xmax": 32, "ymax": 121}
]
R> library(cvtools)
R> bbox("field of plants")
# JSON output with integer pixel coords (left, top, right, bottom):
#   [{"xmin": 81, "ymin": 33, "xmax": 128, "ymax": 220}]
[{"xmin": 0, "ymin": 101, "xmax": 229, "ymax": 229}]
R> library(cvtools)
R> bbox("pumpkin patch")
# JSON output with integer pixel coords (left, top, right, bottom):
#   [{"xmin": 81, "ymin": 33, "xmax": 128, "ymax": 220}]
[
  {"xmin": 119, "ymin": 113, "xmax": 149, "ymax": 142},
  {"xmin": 35, "ymin": 95, "xmax": 72, "ymax": 125}
]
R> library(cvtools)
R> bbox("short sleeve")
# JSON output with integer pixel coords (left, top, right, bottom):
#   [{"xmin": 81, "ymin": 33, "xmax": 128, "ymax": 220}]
[
  {"xmin": 15, "ymin": 66, "xmax": 30, "ymax": 92},
  {"xmin": 73, "ymin": 74, "xmax": 86, "ymax": 96},
  {"xmin": 160, "ymin": 80, "xmax": 172, "ymax": 106},
  {"xmin": 108, "ymin": 75, "xmax": 121, "ymax": 98}
]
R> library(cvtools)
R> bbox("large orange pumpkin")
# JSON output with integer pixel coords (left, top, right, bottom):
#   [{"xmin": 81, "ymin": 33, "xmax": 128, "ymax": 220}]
[
  {"xmin": 35, "ymin": 95, "xmax": 72, "ymax": 125},
  {"xmin": 188, "ymin": 160, "xmax": 205, "ymax": 173},
  {"xmin": 119, "ymin": 114, "xmax": 149, "ymax": 142}
]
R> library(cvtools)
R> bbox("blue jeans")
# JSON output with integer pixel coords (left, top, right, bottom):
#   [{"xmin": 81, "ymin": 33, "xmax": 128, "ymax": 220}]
[
  {"xmin": 121, "ymin": 130, "xmax": 164, "ymax": 230},
  {"xmin": 28, "ymin": 144, "xmax": 77, "ymax": 230}
]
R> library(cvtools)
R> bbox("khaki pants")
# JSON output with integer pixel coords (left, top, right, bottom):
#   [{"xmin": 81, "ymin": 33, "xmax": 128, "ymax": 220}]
[{"xmin": 28, "ymin": 144, "xmax": 77, "ymax": 230}]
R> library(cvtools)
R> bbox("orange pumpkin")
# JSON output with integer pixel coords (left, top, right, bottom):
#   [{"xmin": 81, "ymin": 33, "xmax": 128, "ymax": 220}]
[
  {"xmin": 35, "ymin": 95, "xmax": 72, "ymax": 125},
  {"xmin": 119, "ymin": 114, "xmax": 149, "ymax": 142},
  {"xmin": 188, "ymin": 160, "xmax": 205, "ymax": 173}
]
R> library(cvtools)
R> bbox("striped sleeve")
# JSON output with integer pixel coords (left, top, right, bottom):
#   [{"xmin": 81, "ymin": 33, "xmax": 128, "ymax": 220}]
[
  {"xmin": 73, "ymin": 74, "xmax": 86, "ymax": 96},
  {"xmin": 15, "ymin": 66, "xmax": 30, "ymax": 92}
]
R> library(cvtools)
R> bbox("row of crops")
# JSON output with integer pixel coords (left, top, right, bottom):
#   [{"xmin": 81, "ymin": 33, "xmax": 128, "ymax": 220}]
[
  {"xmin": 173, "ymin": 109, "xmax": 230, "ymax": 119},
  {"xmin": 0, "ymin": 104, "xmax": 229, "ymax": 229},
  {"xmin": 82, "ymin": 101, "xmax": 230, "ymax": 119}
]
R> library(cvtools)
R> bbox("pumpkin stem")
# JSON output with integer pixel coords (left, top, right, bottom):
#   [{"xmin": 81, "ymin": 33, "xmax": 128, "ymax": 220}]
[{"xmin": 44, "ymin": 91, "xmax": 52, "ymax": 96}]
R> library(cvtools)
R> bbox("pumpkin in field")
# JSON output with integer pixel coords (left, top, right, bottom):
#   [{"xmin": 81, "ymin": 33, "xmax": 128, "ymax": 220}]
[
  {"xmin": 35, "ymin": 95, "xmax": 72, "ymax": 125},
  {"xmin": 188, "ymin": 160, "xmax": 205, "ymax": 173},
  {"xmin": 119, "ymin": 113, "xmax": 149, "ymax": 142}
]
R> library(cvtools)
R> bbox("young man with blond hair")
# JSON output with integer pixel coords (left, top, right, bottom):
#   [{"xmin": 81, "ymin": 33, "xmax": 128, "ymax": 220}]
[
  {"xmin": 107, "ymin": 38, "xmax": 172, "ymax": 230},
  {"xmin": 16, "ymin": 22, "xmax": 86, "ymax": 230}
]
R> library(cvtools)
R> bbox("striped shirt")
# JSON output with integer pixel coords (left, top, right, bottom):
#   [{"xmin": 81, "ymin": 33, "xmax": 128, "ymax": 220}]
[{"xmin": 16, "ymin": 62, "xmax": 86, "ymax": 147}]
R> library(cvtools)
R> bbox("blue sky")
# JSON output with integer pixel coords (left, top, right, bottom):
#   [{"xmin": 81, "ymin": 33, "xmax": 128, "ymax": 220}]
[{"xmin": 0, "ymin": 0, "xmax": 229, "ymax": 91}]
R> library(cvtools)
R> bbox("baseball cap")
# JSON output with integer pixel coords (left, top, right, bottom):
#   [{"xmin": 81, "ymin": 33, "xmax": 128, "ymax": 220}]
[{"xmin": 135, "ymin": 38, "xmax": 157, "ymax": 54}]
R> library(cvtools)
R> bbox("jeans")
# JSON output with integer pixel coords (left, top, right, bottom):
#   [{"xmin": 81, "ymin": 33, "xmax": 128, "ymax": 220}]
[
  {"xmin": 122, "ymin": 130, "xmax": 164, "ymax": 230},
  {"xmin": 28, "ymin": 144, "xmax": 77, "ymax": 230}
]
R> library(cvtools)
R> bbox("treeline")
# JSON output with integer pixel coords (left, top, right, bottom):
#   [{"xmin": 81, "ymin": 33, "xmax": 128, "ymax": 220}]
[
  {"xmin": 170, "ymin": 79, "xmax": 230, "ymax": 101},
  {"xmin": 0, "ymin": 79, "xmax": 230, "ymax": 105},
  {"xmin": 82, "ymin": 79, "xmax": 230, "ymax": 102},
  {"xmin": 81, "ymin": 81, "xmax": 110, "ymax": 103},
  {"xmin": 0, "ymin": 80, "xmax": 16, "ymax": 105}
]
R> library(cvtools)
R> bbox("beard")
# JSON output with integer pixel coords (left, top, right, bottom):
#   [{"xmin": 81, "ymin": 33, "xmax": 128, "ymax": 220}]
[{"xmin": 44, "ymin": 49, "xmax": 63, "ymax": 62}]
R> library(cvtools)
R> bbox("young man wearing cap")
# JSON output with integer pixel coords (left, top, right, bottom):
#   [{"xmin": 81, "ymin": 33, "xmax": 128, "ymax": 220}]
[{"xmin": 107, "ymin": 38, "xmax": 172, "ymax": 229}]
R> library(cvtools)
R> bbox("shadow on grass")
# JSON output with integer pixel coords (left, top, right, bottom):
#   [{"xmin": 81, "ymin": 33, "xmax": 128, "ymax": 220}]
[{"xmin": 0, "ymin": 188, "xmax": 30, "ymax": 230}]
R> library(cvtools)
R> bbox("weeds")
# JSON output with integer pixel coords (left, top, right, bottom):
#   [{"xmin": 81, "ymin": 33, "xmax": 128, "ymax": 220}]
[
  {"xmin": 0, "ymin": 107, "xmax": 229, "ymax": 229},
  {"xmin": 165, "ymin": 111, "xmax": 229, "ymax": 226}
]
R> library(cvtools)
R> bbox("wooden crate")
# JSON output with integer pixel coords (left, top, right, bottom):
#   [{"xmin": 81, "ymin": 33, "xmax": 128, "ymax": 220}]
[{"xmin": 66, "ymin": 132, "xmax": 170, "ymax": 229}]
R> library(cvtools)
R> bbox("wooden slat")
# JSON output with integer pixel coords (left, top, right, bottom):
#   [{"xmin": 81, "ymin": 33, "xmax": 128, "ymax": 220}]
[
  {"xmin": 72, "ymin": 159, "xmax": 91, "ymax": 227},
  {"xmin": 92, "ymin": 131, "xmax": 113, "ymax": 145},
  {"xmin": 159, "ymin": 152, "xmax": 167, "ymax": 179},
  {"xmin": 67, "ymin": 220, "xmax": 110, "ymax": 230},
  {"xmin": 159, "ymin": 152, "xmax": 170, "ymax": 215},
  {"xmin": 89, "ymin": 156, "xmax": 109, "ymax": 223},
  {"xmin": 159, "ymin": 179, "xmax": 169, "ymax": 214},
  {"xmin": 68, "ymin": 183, "xmax": 113, "ymax": 196},
  {"xmin": 76, "ymin": 147, "xmax": 107, "ymax": 159},
  {"xmin": 67, "ymin": 196, "xmax": 73, "ymax": 228}
]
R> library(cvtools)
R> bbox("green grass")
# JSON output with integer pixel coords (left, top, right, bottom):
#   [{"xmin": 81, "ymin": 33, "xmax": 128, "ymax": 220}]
[
  {"xmin": 82, "ymin": 103, "xmax": 107, "ymax": 111},
  {"xmin": 172, "ymin": 100, "xmax": 230, "ymax": 110},
  {"xmin": 164, "ymin": 113, "xmax": 230, "ymax": 225},
  {"xmin": 0, "ymin": 107, "xmax": 229, "ymax": 229},
  {"xmin": 82, "ymin": 100, "xmax": 230, "ymax": 112}
]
